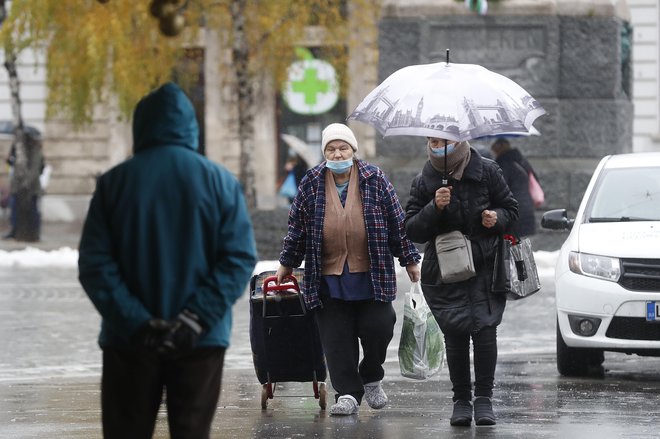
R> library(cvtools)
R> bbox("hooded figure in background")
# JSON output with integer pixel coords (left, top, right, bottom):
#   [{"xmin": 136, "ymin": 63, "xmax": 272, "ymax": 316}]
[
  {"xmin": 78, "ymin": 82, "xmax": 257, "ymax": 439},
  {"xmin": 404, "ymin": 138, "xmax": 518, "ymax": 427},
  {"xmin": 491, "ymin": 138, "xmax": 538, "ymax": 237}
]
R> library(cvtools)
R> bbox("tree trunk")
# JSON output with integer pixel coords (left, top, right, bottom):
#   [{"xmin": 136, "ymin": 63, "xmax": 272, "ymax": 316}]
[
  {"xmin": 230, "ymin": 0, "xmax": 257, "ymax": 209},
  {"xmin": 1, "ymin": 0, "xmax": 41, "ymax": 241},
  {"xmin": 4, "ymin": 51, "xmax": 41, "ymax": 242}
]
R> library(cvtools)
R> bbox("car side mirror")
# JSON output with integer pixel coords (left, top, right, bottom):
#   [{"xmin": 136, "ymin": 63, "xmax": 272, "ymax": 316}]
[{"xmin": 541, "ymin": 209, "xmax": 574, "ymax": 231}]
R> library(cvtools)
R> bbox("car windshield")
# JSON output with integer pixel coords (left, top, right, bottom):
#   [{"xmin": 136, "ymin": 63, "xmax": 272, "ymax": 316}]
[{"xmin": 587, "ymin": 166, "xmax": 660, "ymax": 222}]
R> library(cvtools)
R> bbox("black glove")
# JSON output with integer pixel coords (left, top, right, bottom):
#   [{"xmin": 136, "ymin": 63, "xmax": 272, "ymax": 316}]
[
  {"xmin": 134, "ymin": 318, "xmax": 176, "ymax": 352},
  {"xmin": 158, "ymin": 309, "xmax": 206, "ymax": 357}
]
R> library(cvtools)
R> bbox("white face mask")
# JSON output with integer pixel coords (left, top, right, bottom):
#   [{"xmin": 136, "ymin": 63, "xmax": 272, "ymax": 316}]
[{"xmin": 325, "ymin": 158, "xmax": 353, "ymax": 174}]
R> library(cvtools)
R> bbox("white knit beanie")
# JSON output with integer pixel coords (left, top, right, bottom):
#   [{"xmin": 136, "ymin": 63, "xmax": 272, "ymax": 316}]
[{"xmin": 321, "ymin": 123, "xmax": 358, "ymax": 154}]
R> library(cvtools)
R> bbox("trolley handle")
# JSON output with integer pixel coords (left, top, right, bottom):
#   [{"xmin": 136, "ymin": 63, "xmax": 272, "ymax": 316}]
[
  {"xmin": 260, "ymin": 274, "xmax": 304, "ymax": 318},
  {"xmin": 262, "ymin": 275, "xmax": 300, "ymax": 296}
]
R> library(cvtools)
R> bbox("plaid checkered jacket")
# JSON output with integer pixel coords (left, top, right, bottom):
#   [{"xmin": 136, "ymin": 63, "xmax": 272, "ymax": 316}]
[{"xmin": 279, "ymin": 159, "xmax": 421, "ymax": 309}]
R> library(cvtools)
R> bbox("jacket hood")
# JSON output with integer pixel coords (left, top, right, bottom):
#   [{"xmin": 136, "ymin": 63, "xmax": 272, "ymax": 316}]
[
  {"xmin": 498, "ymin": 148, "xmax": 534, "ymax": 174},
  {"xmin": 132, "ymin": 82, "xmax": 199, "ymax": 153}
]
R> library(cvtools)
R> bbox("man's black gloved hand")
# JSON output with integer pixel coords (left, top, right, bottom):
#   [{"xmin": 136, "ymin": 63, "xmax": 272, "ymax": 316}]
[
  {"xmin": 159, "ymin": 309, "xmax": 206, "ymax": 357},
  {"xmin": 134, "ymin": 318, "xmax": 175, "ymax": 352}
]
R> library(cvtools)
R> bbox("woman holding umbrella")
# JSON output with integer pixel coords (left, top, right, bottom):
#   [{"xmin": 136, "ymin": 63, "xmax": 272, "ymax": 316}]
[{"xmin": 404, "ymin": 138, "xmax": 518, "ymax": 426}]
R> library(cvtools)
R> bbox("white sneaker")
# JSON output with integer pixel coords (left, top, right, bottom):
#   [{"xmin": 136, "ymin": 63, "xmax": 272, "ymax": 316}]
[
  {"xmin": 364, "ymin": 381, "xmax": 388, "ymax": 409},
  {"xmin": 329, "ymin": 395, "xmax": 359, "ymax": 416}
]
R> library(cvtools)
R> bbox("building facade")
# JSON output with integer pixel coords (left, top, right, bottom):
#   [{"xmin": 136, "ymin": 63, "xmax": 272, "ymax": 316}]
[
  {"xmin": 629, "ymin": 0, "xmax": 660, "ymax": 152},
  {"xmin": 0, "ymin": 0, "xmax": 657, "ymax": 225}
]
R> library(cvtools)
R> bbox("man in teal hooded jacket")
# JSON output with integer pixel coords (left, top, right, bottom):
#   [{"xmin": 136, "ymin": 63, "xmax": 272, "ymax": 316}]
[{"xmin": 78, "ymin": 82, "xmax": 257, "ymax": 439}]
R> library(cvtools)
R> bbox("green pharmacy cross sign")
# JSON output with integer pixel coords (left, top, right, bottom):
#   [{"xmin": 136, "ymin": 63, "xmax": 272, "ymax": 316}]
[
  {"xmin": 282, "ymin": 48, "xmax": 339, "ymax": 115},
  {"xmin": 292, "ymin": 68, "xmax": 330, "ymax": 105}
]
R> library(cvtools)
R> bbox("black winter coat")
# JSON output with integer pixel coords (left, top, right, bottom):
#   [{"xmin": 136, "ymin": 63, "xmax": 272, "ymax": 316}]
[
  {"xmin": 404, "ymin": 150, "xmax": 518, "ymax": 335},
  {"xmin": 495, "ymin": 148, "xmax": 537, "ymax": 237}
]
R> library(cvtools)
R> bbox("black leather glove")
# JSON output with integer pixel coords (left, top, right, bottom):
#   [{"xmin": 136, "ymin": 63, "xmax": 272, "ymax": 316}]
[
  {"xmin": 134, "ymin": 318, "xmax": 176, "ymax": 352},
  {"xmin": 158, "ymin": 309, "xmax": 206, "ymax": 357}
]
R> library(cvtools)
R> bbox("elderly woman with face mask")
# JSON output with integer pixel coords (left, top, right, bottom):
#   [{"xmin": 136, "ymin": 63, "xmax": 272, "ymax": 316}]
[
  {"xmin": 276, "ymin": 123, "xmax": 421, "ymax": 416},
  {"xmin": 404, "ymin": 138, "xmax": 518, "ymax": 427}
]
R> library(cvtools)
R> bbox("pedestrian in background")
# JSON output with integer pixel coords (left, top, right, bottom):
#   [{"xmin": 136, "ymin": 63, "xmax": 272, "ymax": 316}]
[
  {"xmin": 491, "ymin": 138, "xmax": 538, "ymax": 237},
  {"xmin": 279, "ymin": 153, "xmax": 308, "ymax": 204},
  {"xmin": 78, "ymin": 82, "xmax": 258, "ymax": 439},
  {"xmin": 2, "ymin": 131, "xmax": 45, "ymax": 240},
  {"xmin": 1, "ymin": 144, "xmax": 16, "ymax": 238},
  {"xmin": 287, "ymin": 153, "xmax": 308, "ymax": 188},
  {"xmin": 276, "ymin": 123, "xmax": 421, "ymax": 416},
  {"xmin": 404, "ymin": 138, "xmax": 518, "ymax": 426}
]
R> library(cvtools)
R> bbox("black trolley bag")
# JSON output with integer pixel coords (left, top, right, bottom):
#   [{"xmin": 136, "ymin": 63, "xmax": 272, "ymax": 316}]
[{"xmin": 249, "ymin": 270, "xmax": 327, "ymax": 409}]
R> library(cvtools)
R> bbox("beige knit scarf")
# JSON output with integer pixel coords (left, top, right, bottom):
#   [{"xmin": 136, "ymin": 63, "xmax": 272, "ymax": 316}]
[{"xmin": 428, "ymin": 140, "xmax": 471, "ymax": 180}]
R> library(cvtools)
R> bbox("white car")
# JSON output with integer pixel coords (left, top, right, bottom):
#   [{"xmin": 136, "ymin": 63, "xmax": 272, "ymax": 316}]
[{"xmin": 541, "ymin": 152, "xmax": 660, "ymax": 376}]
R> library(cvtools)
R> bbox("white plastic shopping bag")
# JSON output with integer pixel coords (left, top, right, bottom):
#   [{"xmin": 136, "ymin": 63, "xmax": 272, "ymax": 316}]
[{"xmin": 398, "ymin": 282, "xmax": 444, "ymax": 379}]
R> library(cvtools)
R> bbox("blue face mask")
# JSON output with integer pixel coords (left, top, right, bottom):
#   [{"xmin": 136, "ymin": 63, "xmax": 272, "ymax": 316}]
[
  {"xmin": 326, "ymin": 158, "xmax": 353, "ymax": 174},
  {"xmin": 430, "ymin": 142, "xmax": 456, "ymax": 156}
]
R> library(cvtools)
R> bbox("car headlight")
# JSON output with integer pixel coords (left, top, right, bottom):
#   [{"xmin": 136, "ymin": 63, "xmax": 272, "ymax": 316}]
[{"xmin": 568, "ymin": 251, "xmax": 621, "ymax": 281}]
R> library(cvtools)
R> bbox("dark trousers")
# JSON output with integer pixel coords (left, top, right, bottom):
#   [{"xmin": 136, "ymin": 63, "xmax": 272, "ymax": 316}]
[
  {"xmin": 444, "ymin": 326, "xmax": 498, "ymax": 402},
  {"xmin": 101, "ymin": 347, "xmax": 226, "ymax": 439},
  {"xmin": 6, "ymin": 194, "xmax": 40, "ymax": 236},
  {"xmin": 314, "ymin": 297, "xmax": 396, "ymax": 404}
]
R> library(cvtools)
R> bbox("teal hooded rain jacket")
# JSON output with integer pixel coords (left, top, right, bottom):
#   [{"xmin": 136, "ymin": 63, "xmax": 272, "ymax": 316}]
[{"xmin": 78, "ymin": 82, "xmax": 257, "ymax": 348}]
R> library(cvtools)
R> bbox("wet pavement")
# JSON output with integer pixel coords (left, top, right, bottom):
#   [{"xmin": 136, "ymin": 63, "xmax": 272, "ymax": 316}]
[{"xmin": 1, "ymin": 222, "xmax": 660, "ymax": 438}]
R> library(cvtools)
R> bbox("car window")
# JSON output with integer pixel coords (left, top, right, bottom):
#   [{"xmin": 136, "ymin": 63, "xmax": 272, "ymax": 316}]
[{"xmin": 587, "ymin": 167, "xmax": 660, "ymax": 222}]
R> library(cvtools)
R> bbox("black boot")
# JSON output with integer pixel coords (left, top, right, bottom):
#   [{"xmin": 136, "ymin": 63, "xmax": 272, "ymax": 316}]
[
  {"xmin": 450, "ymin": 400, "xmax": 472, "ymax": 426},
  {"xmin": 474, "ymin": 396, "xmax": 496, "ymax": 425}
]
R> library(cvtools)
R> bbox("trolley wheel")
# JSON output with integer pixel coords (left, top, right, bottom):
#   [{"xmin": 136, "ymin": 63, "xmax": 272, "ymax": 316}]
[{"xmin": 318, "ymin": 382, "xmax": 327, "ymax": 410}]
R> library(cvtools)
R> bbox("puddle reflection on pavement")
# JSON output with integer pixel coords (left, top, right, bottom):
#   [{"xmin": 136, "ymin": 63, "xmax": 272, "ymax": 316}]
[{"xmin": 1, "ymin": 266, "xmax": 660, "ymax": 438}]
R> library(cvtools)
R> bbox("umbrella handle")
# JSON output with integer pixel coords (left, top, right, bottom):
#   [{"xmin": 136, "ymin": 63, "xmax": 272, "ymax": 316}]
[{"xmin": 444, "ymin": 138, "xmax": 448, "ymax": 184}]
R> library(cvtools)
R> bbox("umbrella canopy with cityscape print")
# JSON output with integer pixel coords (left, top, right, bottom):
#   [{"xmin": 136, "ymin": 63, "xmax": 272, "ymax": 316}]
[{"xmin": 348, "ymin": 61, "xmax": 545, "ymax": 142}]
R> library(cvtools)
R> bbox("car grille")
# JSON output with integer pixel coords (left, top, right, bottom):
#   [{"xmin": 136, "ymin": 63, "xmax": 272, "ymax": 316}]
[
  {"xmin": 619, "ymin": 258, "xmax": 660, "ymax": 292},
  {"xmin": 606, "ymin": 317, "xmax": 660, "ymax": 340}
]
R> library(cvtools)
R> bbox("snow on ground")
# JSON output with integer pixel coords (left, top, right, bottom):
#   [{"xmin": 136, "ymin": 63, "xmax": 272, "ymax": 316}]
[
  {"xmin": 0, "ymin": 247, "xmax": 79, "ymax": 268},
  {"xmin": 0, "ymin": 246, "xmax": 560, "ymax": 276}
]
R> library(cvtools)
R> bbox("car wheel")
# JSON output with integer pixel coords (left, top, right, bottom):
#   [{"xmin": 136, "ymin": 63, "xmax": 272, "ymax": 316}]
[{"xmin": 556, "ymin": 318, "xmax": 605, "ymax": 377}]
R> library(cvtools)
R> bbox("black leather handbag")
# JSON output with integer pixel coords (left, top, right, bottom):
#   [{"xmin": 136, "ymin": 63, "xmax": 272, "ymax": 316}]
[{"xmin": 492, "ymin": 235, "xmax": 541, "ymax": 300}]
